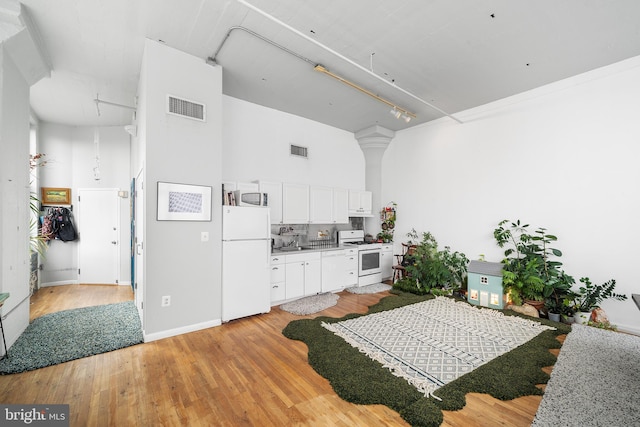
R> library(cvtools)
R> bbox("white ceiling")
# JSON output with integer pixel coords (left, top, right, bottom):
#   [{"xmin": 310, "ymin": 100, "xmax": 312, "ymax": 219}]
[{"xmin": 21, "ymin": 0, "xmax": 640, "ymax": 132}]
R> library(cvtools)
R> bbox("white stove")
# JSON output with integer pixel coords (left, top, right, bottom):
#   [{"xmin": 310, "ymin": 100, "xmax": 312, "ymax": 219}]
[{"xmin": 338, "ymin": 230, "xmax": 383, "ymax": 286}]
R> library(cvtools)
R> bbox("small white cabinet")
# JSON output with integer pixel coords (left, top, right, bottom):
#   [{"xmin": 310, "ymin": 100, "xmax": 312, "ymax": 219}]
[
  {"xmin": 381, "ymin": 244, "xmax": 393, "ymax": 280},
  {"xmin": 282, "ymin": 183, "xmax": 309, "ymax": 224},
  {"xmin": 348, "ymin": 190, "xmax": 372, "ymax": 216},
  {"xmin": 309, "ymin": 186, "xmax": 333, "ymax": 224},
  {"xmin": 332, "ymin": 187, "xmax": 349, "ymax": 224}
]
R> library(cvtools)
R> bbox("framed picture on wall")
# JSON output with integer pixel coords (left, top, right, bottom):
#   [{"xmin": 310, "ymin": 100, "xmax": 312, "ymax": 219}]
[
  {"xmin": 41, "ymin": 187, "xmax": 72, "ymax": 205},
  {"xmin": 157, "ymin": 181, "xmax": 212, "ymax": 221}
]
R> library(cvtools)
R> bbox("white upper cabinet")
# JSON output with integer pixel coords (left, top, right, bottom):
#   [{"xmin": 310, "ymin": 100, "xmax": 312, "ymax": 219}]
[
  {"xmin": 348, "ymin": 190, "xmax": 372, "ymax": 216},
  {"xmin": 282, "ymin": 183, "xmax": 309, "ymax": 224},
  {"xmin": 332, "ymin": 187, "xmax": 349, "ymax": 224},
  {"xmin": 259, "ymin": 181, "xmax": 283, "ymax": 224},
  {"xmin": 309, "ymin": 186, "xmax": 333, "ymax": 224}
]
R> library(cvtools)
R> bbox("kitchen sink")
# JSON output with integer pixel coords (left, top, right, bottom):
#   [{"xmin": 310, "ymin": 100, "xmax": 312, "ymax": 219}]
[{"xmin": 277, "ymin": 246, "xmax": 303, "ymax": 252}]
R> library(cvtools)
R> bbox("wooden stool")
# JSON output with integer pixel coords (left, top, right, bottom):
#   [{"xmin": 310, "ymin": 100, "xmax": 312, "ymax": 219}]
[{"xmin": 392, "ymin": 243, "xmax": 416, "ymax": 283}]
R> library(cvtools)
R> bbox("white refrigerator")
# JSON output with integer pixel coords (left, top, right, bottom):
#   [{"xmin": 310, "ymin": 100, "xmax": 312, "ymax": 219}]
[{"xmin": 222, "ymin": 206, "xmax": 271, "ymax": 322}]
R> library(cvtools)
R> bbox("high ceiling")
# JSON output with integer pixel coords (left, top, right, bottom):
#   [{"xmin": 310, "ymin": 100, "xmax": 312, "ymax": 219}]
[{"xmin": 20, "ymin": 0, "xmax": 640, "ymax": 132}]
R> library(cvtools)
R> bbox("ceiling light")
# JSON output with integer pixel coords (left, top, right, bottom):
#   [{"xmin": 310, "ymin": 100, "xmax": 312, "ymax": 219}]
[
  {"xmin": 390, "ymin": 108, "xmax": 402, "ymax": 119},
  {"xmin": 402, "ymin": 113, "xmax": 411, "ymax": 123}
]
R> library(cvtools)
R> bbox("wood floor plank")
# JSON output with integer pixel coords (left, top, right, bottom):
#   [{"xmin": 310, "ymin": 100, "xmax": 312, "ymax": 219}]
[{"xmin": 0, "ymin": 284, "xmax": 557, "ymax": 426}]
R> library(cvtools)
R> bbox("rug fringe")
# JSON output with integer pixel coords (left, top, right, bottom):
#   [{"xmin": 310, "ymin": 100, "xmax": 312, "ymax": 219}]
[{"xmin": 322, "ymin": 321, "xmax": 441, "ymax": 398}]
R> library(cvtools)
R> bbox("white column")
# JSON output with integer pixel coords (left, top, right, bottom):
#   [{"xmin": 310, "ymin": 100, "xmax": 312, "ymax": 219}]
[{"xmin": 355, "ymin": 125, "xmax": 395, "ymax": 236}]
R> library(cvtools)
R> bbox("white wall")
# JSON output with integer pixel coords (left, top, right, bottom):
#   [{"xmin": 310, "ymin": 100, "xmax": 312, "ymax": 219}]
[
  {"xmin": 383, "ymin": 56, "xmax": 640, "ymax": 333},
  {"xmin": 0, "ymin": 46, "xmax": 32, "ymax": 348},
  {"xmin": 222, "ymin": 95, "xmax": 364, "ymax": 189},
  {"xmin": 38, "ymin": 123, "xmax": 131, "ymax": 285},
  {"xmin": 138, "ymin": 39, "xmax": 222, "ymax": 339}
]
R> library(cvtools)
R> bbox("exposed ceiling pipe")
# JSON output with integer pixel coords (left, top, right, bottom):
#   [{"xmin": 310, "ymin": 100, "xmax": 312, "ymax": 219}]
[
  {"xmin": 93, "ymin": 94, "xmax": 136, "ymax": 117},
  {"xmin": 209, "ymin": 27, "xmax": 416, "ymax": 118},
  {"xmin": 234, "ymin": 0, "xmax": 463, "ymax": 124},
  {"xmin": 208, "ymin": 26, "xmax": 314, "ymax": 66}
]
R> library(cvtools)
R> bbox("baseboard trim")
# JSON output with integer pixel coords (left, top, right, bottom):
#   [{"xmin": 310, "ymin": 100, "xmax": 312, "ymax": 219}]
[
  {"xmin": 40, "ymin": 280, "xmax": 79, "ymax": 287},
  {"xmin": 615, "ymin": 323, "xmax": 640, "ymax": 336},
  {"xmin": 143, "ymin": 319, "xmax": 222, "ymax": 342}
]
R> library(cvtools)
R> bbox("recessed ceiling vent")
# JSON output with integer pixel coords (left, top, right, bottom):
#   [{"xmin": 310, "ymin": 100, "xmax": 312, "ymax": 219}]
[
  {"xmin": 167, "ymin": 95, "xmax": 206, "ymax": 121},
  {"xmin": 290, "ymin": 144, "xmax": 308, "ymax": 158}
]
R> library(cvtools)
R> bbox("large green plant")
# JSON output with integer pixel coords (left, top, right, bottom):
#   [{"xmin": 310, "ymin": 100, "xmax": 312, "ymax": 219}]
[
  {"xmin": 494, "ymin": 220, "xmax": 569, "ymax": 304},
  {"xmin": 397, "ymin": 229, "xmax": 468, "ymax": 295},
  {"xmin": 572, "ymin": 277, "xmax": 627, "ymax": 312}
]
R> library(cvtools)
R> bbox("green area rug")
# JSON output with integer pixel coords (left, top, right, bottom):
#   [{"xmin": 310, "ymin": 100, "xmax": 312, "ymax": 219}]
[
  {"xmin": 283, "ymin": 291, "xmax": 570, "ymax": 427},
  {"xmin": 0, "ymin": 301, "xmax": 143, "ymax": 374}
]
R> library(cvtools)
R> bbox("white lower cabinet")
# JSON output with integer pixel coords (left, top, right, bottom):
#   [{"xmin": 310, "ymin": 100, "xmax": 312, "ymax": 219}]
[
  {"xmin": 321, "ymin": 250, "xmax": 346, "ymax": 292},
  {"xmin": 381, "ymin": 244, "xmax": 393, "ymax": 280},
  {"xmin": 285, "ymin": 252, "xmax": 321, "ymax": 299},
  {"xmin": 344, "ymin": 248, "xmax": 358, "ymax": 287}
]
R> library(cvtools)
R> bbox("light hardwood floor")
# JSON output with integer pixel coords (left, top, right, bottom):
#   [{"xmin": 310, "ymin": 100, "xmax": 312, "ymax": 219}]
[{"xmin": 0, "ymin": 284, "xmax": 551, "ymax": 426}]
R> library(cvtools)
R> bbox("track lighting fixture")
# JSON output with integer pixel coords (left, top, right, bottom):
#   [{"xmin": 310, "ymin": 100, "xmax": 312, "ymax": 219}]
[{"xmin": 314, "ymin": 65, "xmax": 416, "ymax": 122}]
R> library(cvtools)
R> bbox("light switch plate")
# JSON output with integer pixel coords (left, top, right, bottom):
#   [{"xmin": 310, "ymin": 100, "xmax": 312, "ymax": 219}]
[{"xmin": 201, "ymin": 231, "xmax": 209, "ymax": 242}]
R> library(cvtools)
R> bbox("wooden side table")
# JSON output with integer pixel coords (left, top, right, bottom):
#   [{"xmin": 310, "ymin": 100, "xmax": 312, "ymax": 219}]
[{"xmin": 0, "ymin": 293, "xmax": 9, "ymax": 360}]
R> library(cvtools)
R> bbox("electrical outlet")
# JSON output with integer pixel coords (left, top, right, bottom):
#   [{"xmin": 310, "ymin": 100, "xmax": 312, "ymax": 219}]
[{"xmin": 161, "ymin": 295, "xmax": 171, "ymax": 307}]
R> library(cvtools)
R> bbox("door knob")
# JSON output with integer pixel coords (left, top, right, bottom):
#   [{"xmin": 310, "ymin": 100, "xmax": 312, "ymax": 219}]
[{"xmin": 111, "ymin": 241, "xmax": 117, "ymax": 245}]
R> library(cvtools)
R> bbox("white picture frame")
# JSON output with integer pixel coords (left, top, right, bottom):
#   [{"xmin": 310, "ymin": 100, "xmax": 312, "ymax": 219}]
[{"xmin": 157, "ymin": 181, "xmax": 212, "ymax": 221}]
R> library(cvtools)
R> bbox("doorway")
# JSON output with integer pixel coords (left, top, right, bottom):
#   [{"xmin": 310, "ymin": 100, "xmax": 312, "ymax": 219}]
[
  {"xmin": 77, "ymin": 188, "xmax": 120, "ymax": 284},
  {"xmin": 133, "ymin": 169, "xmax": 144, "ymax": 320}
]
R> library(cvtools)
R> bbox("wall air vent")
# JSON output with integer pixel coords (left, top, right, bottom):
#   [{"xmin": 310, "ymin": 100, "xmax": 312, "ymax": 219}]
[
  {"xmin": 290, "ymin": 144, "xmax": 308, "ymax": 158},
  {"xmin": 167, "ymin": 95, "xmax": 206, "ymax": 121}
]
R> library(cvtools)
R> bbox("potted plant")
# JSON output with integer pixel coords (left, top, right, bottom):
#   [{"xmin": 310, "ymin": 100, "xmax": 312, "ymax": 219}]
[
  {"xmin": 571, "ymin": 277, "xmax": 627, "ymax": 324},
  {"xmin": 494, "ymin": 220, "xmax": 565, "ymax": 310},
  {"xmin": 544, "ymin": 272, "xmax": 575, "ymax": 322},
  {"xmin": 395, "ymin": 229, "xmax": 468, "ymax": 296}
]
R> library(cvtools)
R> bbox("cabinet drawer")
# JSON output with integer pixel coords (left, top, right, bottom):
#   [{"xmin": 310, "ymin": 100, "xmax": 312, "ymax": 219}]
[
  {"xmin": 270, "ymin": 255, "xmax": 285, "ymax": 265},
  {"xmin": 286, "ymin": 251, "xmax": 321, "ymax": 263},
  {"xmin": 344, "ymin": 248, "xmax": 358, "ymax": 256},
  {"xmin": 345, "ymin": 269, "xmax": 358, "ymax": 286},
  {"xmin": 271, "ymin": 282, "xmax": 286, "ymax": 302},
  {"xmin": 345, "ymin": 254, "xmax": 358, "ymax": 269},
  {"xmin": 270, "ymin": 264, "xmax": 285, "ymax": 283}
]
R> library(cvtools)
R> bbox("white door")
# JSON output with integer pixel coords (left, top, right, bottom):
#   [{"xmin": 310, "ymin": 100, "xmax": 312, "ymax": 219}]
[
  {"xmin": 78, "ymin": 188, "xmax": 119, "ymax": 284},
  {"xmin": 134, "ymin": 170, "xmax": 144, "ymax": 317}
]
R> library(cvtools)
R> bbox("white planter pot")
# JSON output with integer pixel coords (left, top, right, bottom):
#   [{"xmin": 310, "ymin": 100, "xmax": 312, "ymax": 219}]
[{"xmin": 574, "ymin": 311, "xmax": 591, "ymax": 325}]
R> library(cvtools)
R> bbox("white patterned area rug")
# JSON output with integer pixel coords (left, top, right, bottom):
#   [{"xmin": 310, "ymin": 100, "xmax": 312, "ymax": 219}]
[
  {"xmin": 323, "ymin": 296, "xmax": 554, "ymax": 398},
  {"xmin": 345, "ymin": 283, "xmax": 392, "ymax": 294}
]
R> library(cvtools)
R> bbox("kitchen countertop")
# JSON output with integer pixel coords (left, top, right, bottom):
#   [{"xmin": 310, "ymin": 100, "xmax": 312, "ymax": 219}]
[{"xmin": 272, "ymin": 245, "xmax": 349, "ymax": 255}]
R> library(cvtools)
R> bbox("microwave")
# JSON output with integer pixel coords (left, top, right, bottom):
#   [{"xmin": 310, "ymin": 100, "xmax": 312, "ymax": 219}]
[{"xmin": 233, "ymin": 190, "xmax": 268, "ymax": 207}]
